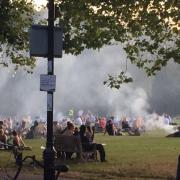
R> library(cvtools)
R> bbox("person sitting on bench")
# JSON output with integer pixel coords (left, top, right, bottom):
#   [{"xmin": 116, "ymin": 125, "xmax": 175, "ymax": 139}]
[{"xmin": 79, "ymin": 125, "xmax": 106, "ymax": 162}]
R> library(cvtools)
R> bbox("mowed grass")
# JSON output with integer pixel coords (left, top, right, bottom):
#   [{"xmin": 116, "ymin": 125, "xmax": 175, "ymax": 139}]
[{"xmin": 1, "ymin": 130, "xmax": 180, "ymax": 179}]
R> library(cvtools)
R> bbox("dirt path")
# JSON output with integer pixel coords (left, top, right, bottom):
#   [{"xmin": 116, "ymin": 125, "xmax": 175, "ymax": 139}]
[{"xmin": 0, "ymin": 172, "xmax": 71, "ymax": 180}]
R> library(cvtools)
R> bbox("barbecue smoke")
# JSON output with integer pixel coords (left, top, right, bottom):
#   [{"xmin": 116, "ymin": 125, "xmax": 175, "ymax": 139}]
[{"xmin": 0, "ymin": 46, "xmax": 179, "ymax": 121}]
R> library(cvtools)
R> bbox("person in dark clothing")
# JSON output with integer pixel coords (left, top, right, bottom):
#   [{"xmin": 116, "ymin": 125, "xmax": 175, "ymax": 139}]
[
  {"xmin": 26, "ymin": 120, "xmax": 39, "ymax": 139},
  {"xmin": 79, "ymin": 125, "xmax": 106, "ymax": 162},
  {"xmin": 104, "ymin": 120, "xmax": 115, "ymax": 136},
  {"xmin": 86, "ymin": 126, "xmax": 94, "ymax": 143},
  {"xmin": 166, "ymin": 126, "xmax": 180, "ymax": 137},
  {"xmin": 121, "ymin": 117, "xmax": 131, "ymax": 132}
]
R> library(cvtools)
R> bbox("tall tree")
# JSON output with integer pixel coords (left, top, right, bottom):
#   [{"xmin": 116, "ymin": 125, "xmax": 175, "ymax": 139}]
[
  {"xmin": 0, "ymin": 1, "xmax": 179, "ymax": 86},
  {"xmin": 0, "ymin": 0, "xmax": 35, "ymax": 71},
  {"xmin": 55, "ymin": 0, "xmax": 179, "ymax": 88}
]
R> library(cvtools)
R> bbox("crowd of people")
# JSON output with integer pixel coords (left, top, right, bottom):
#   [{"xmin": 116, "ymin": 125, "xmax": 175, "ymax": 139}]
[
  {"xmin": 0, "ymin": 124, "xmax": 26, "ymax": 149},
  {"xmin": 0, "ymin": 111, "xmax": 174, "ymax": 162},
  {"xmin": 0, "ymin": 115, "xmax": 107, "ymax": 162},
  {"xmin": 0, "ymin": 116, "xmax": 43, "ymax": 149}
]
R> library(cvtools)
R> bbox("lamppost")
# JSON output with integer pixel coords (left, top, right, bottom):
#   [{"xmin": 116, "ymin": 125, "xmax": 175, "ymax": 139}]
[
  {"xmin": 43, "ymin": 0, "xmax": 55, "ymax": 179},
  {"xmin": 30, "ymin": 0, "xmax": 63, "ymax": 178}
]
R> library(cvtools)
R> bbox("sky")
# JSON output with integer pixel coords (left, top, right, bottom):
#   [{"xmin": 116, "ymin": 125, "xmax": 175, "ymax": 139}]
[
  {"xmin": 33, "ymin": 0, "xmax": 47, "ymax": 7},
  {"xmin": 33, "ymin": 0, "xmax": 47, "ymax": 11}
]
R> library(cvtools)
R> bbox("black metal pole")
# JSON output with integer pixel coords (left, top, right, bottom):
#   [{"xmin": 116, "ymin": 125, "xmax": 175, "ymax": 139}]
[
  {"xmin": 43, "ymin": 0, "xmax": 55, "ymax": 179},
  {"xmin": 176, "ymin": 155, "xmax": 180, "ymax": 180}
]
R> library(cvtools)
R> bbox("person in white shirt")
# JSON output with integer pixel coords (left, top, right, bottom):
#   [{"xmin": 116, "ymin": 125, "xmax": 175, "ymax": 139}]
[{"xmin": 75, "ymin": 117, "xmax": 82, "ymax": 126}]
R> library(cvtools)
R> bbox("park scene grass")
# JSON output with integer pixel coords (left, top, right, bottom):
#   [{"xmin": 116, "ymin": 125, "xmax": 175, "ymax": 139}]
[{"xmin": 0, "ymin": 129, "xmax": 180, "ymax": 180}]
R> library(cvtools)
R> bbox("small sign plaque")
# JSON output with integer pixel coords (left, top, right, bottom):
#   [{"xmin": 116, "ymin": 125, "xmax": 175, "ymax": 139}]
[{"xmin": 40, "ymin": 74, "xmax": 56, "ymax": 92}]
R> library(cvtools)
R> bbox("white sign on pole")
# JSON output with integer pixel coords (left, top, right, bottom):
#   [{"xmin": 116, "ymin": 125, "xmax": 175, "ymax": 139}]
[{"xmin": 40, "ymin": 74, "xmax": 56, "ymax": 92}]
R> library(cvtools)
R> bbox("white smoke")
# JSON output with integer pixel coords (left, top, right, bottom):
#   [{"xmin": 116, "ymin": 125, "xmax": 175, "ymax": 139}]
[
  {"xmin": 0, "ymin": 46, "xmax": 179, "ymax": 121},
  {"xmin": 144, "ymin": 113, "xmax": 175, "ymax": 133}
]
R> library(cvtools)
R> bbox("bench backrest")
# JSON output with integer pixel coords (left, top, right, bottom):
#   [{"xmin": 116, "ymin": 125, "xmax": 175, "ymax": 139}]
[{"xmin": 54, "ymin": 135, "xmax": 82, "ymax": 153}]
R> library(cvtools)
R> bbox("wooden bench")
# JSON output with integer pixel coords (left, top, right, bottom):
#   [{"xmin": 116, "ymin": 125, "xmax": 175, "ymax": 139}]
[{"xmin": 54, "ymin": 135, "xmax": 97, "ymax": 162}]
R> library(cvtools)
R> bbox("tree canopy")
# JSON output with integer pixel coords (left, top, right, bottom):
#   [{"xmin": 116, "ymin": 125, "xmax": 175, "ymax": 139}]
[
  {"xmin": 56, "ymin": 0, "xmax": 179, "ymax": 88},
  {"xmin": 0, "ymin": 0, "xmax": 179, "ymax": 87},
  {"xmin": 0, "ymin": 0, "xmax": 35, "ymax": 71}
]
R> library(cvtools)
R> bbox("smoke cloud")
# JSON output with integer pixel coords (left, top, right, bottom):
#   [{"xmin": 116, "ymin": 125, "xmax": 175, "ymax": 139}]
[{"xmin": 0, "ymin": 45, "xmax": 179, "ymax": 122}]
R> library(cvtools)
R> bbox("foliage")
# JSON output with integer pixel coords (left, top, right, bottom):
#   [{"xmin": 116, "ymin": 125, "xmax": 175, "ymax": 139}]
[
  {"xmin": 103, "ymin": 72, "xmax": 133, "ymax": 89},
  {"xmin": 56, "ymin": 0, "xmax": 180, "ymax": 88},
  {"xmin": 0, "ymin": 0, "xmax": 35, "ymax": 71},
  {"xmin": 0, "ymin": 1, "xmax": 179, "ymax": 83}
]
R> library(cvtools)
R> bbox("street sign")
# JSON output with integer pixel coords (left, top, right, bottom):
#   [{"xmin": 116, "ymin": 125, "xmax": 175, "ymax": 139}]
[
  {"xmin": 40, "ymin": 74, "xmax": 56, "ymax": 92},
  {"xmin": 30, "ymin": 25, "xmax": 63, "ymax": 57}
]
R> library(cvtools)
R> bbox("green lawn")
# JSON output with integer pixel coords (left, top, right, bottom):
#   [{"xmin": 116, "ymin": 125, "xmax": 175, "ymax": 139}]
[
  {"xmin": 1, "ymin": 131, "xmax": 180, "ymax": 179},
  {"xmin": 173, "ymin": 118, "xmax": 180, "ymax": 125}
]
